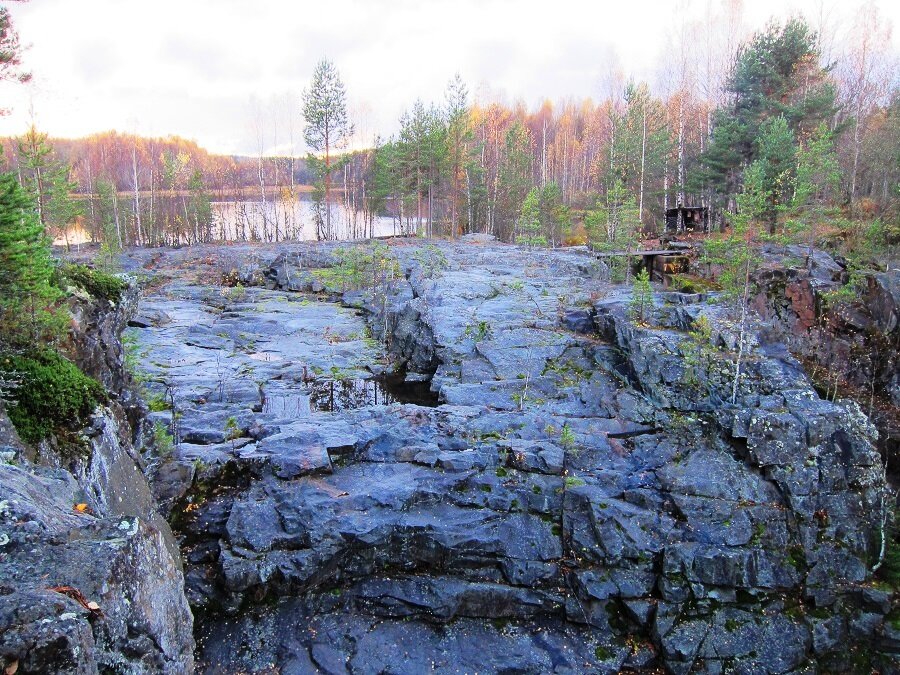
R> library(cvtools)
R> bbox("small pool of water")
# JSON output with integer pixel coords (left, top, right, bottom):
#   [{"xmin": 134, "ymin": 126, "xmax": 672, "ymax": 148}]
[
  {"xmin": 309, "ymin": 373, "xmax": 439, "ymax": 412},
  {"xmin": 261, "ymin": 372, "xmax": 439, "ymax": 416}
]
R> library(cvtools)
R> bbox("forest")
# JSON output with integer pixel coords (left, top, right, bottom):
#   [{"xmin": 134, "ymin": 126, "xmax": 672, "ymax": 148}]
[{"xmin": 0, "ymin": 1, "xmax": 896, "ymax": 254}]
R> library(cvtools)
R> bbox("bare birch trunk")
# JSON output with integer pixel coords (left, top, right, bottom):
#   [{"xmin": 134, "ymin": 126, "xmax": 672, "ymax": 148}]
[{"xmin": 131, "ymin": 146, "xmax": 143, "ymax": 246}]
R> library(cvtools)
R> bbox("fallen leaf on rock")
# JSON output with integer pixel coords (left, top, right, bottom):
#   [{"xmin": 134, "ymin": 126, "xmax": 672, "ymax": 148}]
[{"xmin": 48, "ymin": 585, "xmax": 104, "ymax": 617}]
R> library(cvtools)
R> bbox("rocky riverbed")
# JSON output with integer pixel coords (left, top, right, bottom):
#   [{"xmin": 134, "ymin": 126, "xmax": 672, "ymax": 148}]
[{"xmin": 111, "ymin": 238, "xmax": 896, "ymax": 673}]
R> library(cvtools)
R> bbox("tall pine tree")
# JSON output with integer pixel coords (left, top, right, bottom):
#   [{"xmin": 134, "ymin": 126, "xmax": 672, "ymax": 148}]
[
  {"xmin": 0, "ymin": 173, "xmax": 62, "ymax": 347},
  {"xmin": 696, "ymin": 18, "xmax": 837, "ymax": 220}
]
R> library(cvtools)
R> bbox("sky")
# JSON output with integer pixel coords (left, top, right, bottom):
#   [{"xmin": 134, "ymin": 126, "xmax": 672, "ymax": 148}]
[{"xmin": 0, "ymin": 0, "xmax": 897, "ymax": 156}]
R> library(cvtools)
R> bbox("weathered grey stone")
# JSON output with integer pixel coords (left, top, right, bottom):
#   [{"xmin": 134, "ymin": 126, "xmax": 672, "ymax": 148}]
[{"xmin": 106, "ymin": 241, "xmax": 892, "ymax": 673}]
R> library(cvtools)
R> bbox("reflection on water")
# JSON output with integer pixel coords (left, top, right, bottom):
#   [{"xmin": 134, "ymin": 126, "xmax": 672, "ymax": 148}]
[
  {"xmin": 310, "ymin": 375, "xmax": 439, "ymax": 413},
  {"xmin": 55, "ymin": 195, "xmax": 416, "ymax": 246},
  {"xmin": 261, "ymin": 375, "xmax": 439, "ymax": 417},
  {"xmin": 212, "ymin": 198, "xmax": 402, "ymax": 242}
]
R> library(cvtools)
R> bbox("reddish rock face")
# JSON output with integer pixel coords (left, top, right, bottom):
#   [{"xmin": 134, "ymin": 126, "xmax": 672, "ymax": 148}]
[{"xmin": 785, "ymin": 279, "xmax": 817, "ymax": 332}]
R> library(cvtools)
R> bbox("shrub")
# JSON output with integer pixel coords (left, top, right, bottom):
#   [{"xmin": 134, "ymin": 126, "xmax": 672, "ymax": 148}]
[
  {"xmin": 152, "ymin": 420, "xmax": 174, "ymax": 456},
  {"xmin": 412, "ymin": 244, "xmax": 449, "ymax": 278},
  {"xmin": 559, "ymin": 423, "xmax": 577, "ymax": 454},
  {"xmin": 146, "ymin": 392, "xmax": 171, "ymax": 412},
  {"xmin": 0, "ymin": 350, "xmax": 106, "ymax": 444}
]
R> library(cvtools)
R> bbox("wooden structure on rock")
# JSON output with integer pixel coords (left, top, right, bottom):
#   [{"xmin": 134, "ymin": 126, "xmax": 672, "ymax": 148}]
[{"xmin": 665, "ymin": 206, "xmax": 709, "ymax": 233}]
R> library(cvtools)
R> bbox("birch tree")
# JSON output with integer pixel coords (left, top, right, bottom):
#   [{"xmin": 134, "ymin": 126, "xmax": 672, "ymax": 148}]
[
  {"xmin": 836, "ymin": 1, "xmax": 895, "ymax": 209},
  {"xmin": 445, "ymin": 74, "xmax": 471, "ymax": 238}
]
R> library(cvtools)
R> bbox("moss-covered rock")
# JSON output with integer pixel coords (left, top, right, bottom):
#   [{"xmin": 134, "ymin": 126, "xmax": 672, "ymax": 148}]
[
  {"xmin": 54, "ymin": 263, "xmax": 127, "ymax": 303},
  {"xmin": 0, "ymin": 349, "xmax": 106, "ymax": 445}
]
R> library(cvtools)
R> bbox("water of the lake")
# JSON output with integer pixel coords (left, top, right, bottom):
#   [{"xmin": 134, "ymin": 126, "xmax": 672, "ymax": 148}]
[
  {"xmin": 211, "ymin": 196, "xmax": 406, "ymax": 242},
  {"xmin": 56, "ymin": 194, "xmax": 419, "ymax": 246}
]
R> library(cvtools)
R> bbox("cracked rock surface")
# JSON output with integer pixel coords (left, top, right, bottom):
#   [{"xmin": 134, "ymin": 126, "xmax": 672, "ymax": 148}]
[{"xmin": 122, "ymin": 240, "xmax": 894, "ymax": 673}]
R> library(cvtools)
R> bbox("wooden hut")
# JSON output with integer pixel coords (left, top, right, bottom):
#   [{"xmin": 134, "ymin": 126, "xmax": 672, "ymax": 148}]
[{"xmin": 664, "ymin": 206, "xmax": 709, "ymax": 233}]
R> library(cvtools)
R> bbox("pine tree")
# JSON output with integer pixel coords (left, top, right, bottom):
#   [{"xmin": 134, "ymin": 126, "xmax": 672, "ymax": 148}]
[
  {"xmin": 697, "ymin": 18, "xmax": 837, "ymax": 218},
  {"xmin": 516, "ymin": 187, "xmax": 543, "ymax": 246},
  {"xmin": 445, "ymin": 74, "xmax": 472, "ymax": 237},
  {"xmin": 17, "ymin": 127, "xmax": 83, "ymax": 248},
  {"xmin": 538, "ymin": 182, "xmax": 569, "ymax": 246},
  {"xmin": 498, "ymin": 122, "xmax": 533, "ymax": 240},
  {"xmin": 0, "ymin": 173, "xmax": 63, "ymax": 347},
  {"xmin": 585, "ymin": 179, "xmax": 641, "ymax": 281},
  {"xmin": 629, "ymin": 268, "xmax": 654, "ymax": 324},
  {"xmin": 0, "ymin": 7, "xmax": 30, "ymax": 105},
  {"xmin": 187, "ymin": 169, "xmax": 212, "ymax": 242},
  {"xmin": 302, "ymin": 59, "xmax": 352, "ymax": 240}
]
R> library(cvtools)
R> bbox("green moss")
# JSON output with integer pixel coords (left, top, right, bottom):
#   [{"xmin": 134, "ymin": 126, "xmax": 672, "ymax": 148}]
[
  {"xmin": 495, "ymin": 467, "xmax": 508, "ymax": 477},
  {"xmin": 0, "ymin": 350, "xmax": 106, "ymax": 446},
  {"xmin": 783, "ymin": 604, "xmax": 805, "ymax": 620},
  {"xmin": 532, "ymin": 485, "xmax": 542, "ymax": 494},
  {"xmin": 805, "ymin": 606, "xmax": 830, "ymax": 620},
  {"xmin": 724, "ymin": 618, "xmax": 741, "ymax": 633},
  {"xmin": 750, "ymin": 522, "xmax": 766, "ymax": 546},
  {"xmin": 594, "ymin": 645, "xmax": 613, "ymax": 661},
  {"xmin": 55, "ymin": 263, "xmax": 127, "ymax": 303},
  {"xmin": 787, "ymin": 545, "xmax": 807, "ymax": 571}
]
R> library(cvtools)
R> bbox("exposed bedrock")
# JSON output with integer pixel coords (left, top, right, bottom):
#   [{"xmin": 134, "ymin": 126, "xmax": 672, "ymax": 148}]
[
  {"xmin": 750, "ymin": 244, "xmax": 900, "ymax": 468},
  {"xmin": 0, "ymin": 286, "xmax": 194, "ymax": 674},
  {"xmin": 123, "ymin": 241, "xmax": 896, "ymax": 673}
]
